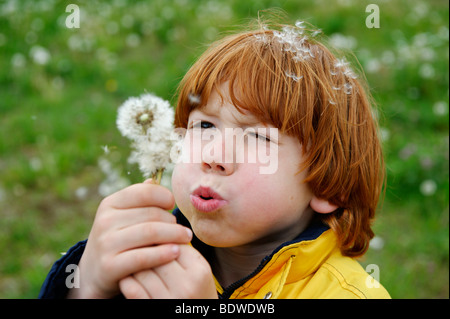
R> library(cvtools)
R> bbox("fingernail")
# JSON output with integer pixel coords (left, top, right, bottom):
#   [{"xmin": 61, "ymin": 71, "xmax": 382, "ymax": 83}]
[
  {"xmin": 172, "ymin": 245, "xmax": 180, "ymax": 255},
  {"xmin": 186, "ymin": 228, "xmax": 193, "ymax": 240}
]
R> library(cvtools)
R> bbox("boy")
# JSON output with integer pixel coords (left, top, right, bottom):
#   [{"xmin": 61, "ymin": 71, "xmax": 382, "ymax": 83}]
[{"xmin": 39, "ymin": 20, "xmax": 390, "ymax": 299}]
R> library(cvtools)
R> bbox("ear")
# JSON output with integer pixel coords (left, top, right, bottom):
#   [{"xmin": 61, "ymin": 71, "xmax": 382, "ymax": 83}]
[{"xmin": 310, "ymin": 196, "xmax": 339, "ymax": 214}]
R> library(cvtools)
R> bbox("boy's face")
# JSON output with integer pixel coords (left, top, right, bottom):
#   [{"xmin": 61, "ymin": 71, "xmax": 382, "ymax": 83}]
[{"xmin": 172, "ymin": 84, "xmax": 315, "ymax": 248}]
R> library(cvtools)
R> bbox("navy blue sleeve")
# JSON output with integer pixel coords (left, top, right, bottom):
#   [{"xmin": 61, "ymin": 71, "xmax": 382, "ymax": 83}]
[
  {"xmin": 38, "ymin": 208, "xmax": 185, "ymax": 299},
  {"xmin": 38, "ymin": 240, "xmax": 87, "ymax": 299}
]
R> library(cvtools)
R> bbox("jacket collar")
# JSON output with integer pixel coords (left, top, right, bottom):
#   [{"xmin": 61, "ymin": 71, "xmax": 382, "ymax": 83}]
[{"xmin": 173, "ymin": 207, "xmax": 334, "ymax": 298}]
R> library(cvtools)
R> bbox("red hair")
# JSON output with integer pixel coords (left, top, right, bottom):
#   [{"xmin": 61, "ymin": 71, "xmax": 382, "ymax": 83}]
[{"xmin": 174, "ymin": 21, "xmax": 385, "ymax": 257}]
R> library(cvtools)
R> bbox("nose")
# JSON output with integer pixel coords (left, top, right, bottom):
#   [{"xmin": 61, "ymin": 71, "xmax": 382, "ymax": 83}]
[
  {"xmin": 201, "ymin": 160, "xmax": 235, "ymax": 175},
  {"xmin": 200, "ymin": 130, "xmax": 236, "ymax": 176}
]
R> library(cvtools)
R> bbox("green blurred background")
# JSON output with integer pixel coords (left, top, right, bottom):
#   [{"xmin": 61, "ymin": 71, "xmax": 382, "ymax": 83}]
[{"xmin": 0, "ymin": 0, "xmax": 448, "ymax": 298}]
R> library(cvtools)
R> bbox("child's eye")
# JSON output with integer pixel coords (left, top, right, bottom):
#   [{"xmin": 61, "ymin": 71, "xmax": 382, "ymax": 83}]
[
  {"xmin": 246, "ymin": 131, "xmax": 271, "ymax": 143},
  {"xmin": 190, "ymin": 120, "xmax": 215, "ymax": 130}
]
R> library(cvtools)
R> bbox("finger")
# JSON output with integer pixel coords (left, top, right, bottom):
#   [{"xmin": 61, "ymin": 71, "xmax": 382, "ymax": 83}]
[
  {"xmin": 151, "ymin": 245, "xmax": 205, "ymax": 289},
  {"xmin": 102, "ymin": 183, "xmax": 175, "ymax": 211},
  {"xmin": 112, "ymin": 222, "xmax": 192, "ymax": 253},
  {"xmin": 112, "ymin": 244, "xmax": 180, "ymax": 279},
  {"xmin": 117, "ymin": 207, "xmax": 177, "ymax": 229},
  {"xmin": 99, "ymin": 206, "xmax": 177, "ymax": 232},
  {"xmin": 119, "ymin": 276, "xmax": 151, "ymax": 299},
  {"xmin": 151, "ymin": 259, "xmax": 185, "ymax": 293},
  {"xmin": 133, "ymin": 269, "xmax": 171, "ymax": 299},
  {"xmin": 175, "ymin": 244, "xmax": 207, "ymax": 270},
  {"xmin": 151, "ymin": 246, "xmax": 216, "ymax": 299}
]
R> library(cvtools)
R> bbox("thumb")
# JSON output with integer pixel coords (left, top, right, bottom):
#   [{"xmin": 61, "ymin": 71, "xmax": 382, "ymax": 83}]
[{"xmin": 143, "ymin": 178, "xmax": 154, "ymax": 185}]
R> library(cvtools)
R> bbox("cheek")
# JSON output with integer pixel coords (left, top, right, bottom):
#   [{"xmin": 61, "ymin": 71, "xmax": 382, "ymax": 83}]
[
  {"xmin": 235, "ymin": 171, "xmax": 280, "ymax": 213},
  {"xmin": 239, "ymin": 165, "xmax": 311, "ymax": 215},
  {"xmin": 171, "ymin": 163, "xmax": 182, "ymax": 188},
  {"xmin": 171, "ymin": 163, "xmax": 191, "ymax": 208}
]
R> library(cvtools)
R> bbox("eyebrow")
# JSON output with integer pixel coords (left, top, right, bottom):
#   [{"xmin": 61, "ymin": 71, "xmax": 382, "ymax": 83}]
[
  {"xmin": 192, "ymin": 105, "xmax": 269, "ymax": 128},
  {"xmin": 189, "ymin": 108, "xmax": 218, "ymax": 120}
]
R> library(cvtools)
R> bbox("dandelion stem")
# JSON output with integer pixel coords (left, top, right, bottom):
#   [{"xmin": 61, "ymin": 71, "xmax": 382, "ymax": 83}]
[{"xmin": 152, "ymin": 168, "xmax": 164, "ymax": 185}]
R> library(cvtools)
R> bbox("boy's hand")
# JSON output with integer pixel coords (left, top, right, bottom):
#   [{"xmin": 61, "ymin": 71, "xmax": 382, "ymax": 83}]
[
  {"xmin": 67, "ymin": 180, "xmax": 193, "ymax": 299},
  {"xmin": 119, "ymin": 244, "xmax": 218, "ymax": 299}
]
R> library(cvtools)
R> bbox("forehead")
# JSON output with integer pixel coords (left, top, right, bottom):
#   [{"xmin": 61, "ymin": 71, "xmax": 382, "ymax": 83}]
[{"xmin": 191, "ymin": 84, "xmax": 262, "ymax": 126}]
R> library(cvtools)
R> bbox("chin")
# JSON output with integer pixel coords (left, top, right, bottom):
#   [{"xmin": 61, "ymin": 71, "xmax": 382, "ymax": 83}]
[{"xmin": 190, "ymin": 225, "xmax": 235, "ymax": 247}]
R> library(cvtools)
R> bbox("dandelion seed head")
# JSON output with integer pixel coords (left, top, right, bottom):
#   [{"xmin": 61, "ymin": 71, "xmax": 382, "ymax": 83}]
[
  {"xmin": 117, "ymin": 93, "xmax": 175, "ymax": 179},
  {"xmin": 117, "ymin": 93, "xmax": 174, "ymax": 140},
  {"xmin": 137, "ymin": 112, "xmax": 153, "ymax": 125}
]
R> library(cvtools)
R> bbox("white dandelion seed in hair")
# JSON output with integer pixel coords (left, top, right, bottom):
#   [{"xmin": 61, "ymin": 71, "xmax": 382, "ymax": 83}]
[
  {"xmin": 285, "ymin": 71, "xmax": 303, "ymax": 82},
  {"xmin": 116, "ymin": 93, "xmax": 175, "ymax": 183},
  {"xmin": 343, "ymin": 82, "xmax": 353, "ymax": 94},
  {"xmin": 334, "ymin": 58, "xmax": 350, "ymax": 69},
  {"xmin": 328, "ymin": 99, "xmax": 337, "ymax": 105}
]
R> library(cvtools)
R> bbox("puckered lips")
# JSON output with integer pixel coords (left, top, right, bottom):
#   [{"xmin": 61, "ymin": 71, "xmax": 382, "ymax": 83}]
[{"xmin": 190, "ymin": 186, "xmax": 227, "ymax": 213}]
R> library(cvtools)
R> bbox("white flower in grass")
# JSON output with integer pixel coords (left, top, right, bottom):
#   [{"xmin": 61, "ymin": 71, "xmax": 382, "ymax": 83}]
[
  {"xmin": 116, "ymin": 93, "xmax": 175, "ymax": 183},
  {"xmin": 420, "ymin": 179, "xmax": 437, "ymax": 196}
]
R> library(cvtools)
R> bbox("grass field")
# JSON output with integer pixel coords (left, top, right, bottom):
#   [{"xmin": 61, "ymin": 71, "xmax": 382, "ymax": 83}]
[{"xmin": 0, "ymin": 0, "xmax": 448, "ymax": 298}]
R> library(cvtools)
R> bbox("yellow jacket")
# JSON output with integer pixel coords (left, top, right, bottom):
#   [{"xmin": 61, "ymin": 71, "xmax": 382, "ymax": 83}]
[
  {"xmin": 178, "ymin": 209, "xmax": 390, "ymax": 299},
  {"xmin": 214, "ymin": 228, "xmax": 390, "ymax": 299}
]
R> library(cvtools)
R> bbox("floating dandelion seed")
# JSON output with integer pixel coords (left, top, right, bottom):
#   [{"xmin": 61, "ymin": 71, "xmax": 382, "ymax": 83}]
[
  {"xmin": 188, "ymin": 93, "xmax": 201, "ymax": 105},
  {"xmin": 101, "ymin": 145, "xmax": 110, "ymax": 154},
  {"xmin": 116, "ymin": 93, "xmax": 175, "ymax": 184}
]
